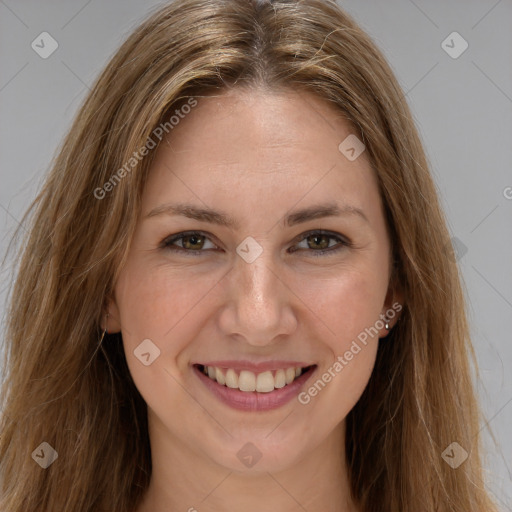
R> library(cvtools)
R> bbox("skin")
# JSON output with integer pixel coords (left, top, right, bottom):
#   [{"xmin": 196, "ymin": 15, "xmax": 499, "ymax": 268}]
[{"xmin": 106, "ymin": 87, "xmax": 403, "ymax": 512}]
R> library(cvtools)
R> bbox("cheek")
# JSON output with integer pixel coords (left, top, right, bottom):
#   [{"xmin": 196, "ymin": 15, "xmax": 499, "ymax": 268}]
[
  {"xmin": 298, "ymin": 263, "xmax": 387, "ymax": 347},
  {"xmin": 296, "ymin": 271, "xmax": 382, "ymax": 421},
  {"xmin": 294, "ymin": 265, "xmax": 384, "ymax": 411},
  {"xmin": 113, "ymin": 262, "xmax": 206, "ymax": 415},
  {"xmin": 114, "ymin": 258, "xmax": 226, "ymax": 361},
  {"xmin": 115, "ymin": 250, "xmax": 387, "ymax": 361},
  {"xmin": 300, "ymin": 344, "xmax": 377, "ymax": 430}
]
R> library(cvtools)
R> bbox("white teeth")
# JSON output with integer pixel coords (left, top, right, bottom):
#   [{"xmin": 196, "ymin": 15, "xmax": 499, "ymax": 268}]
[
  {"xmin": 285, "ymin": 368, "xmax": 296, "ymax": 385},
  {"xmin": 225, "ymin": 368, "xmax": 238, "ymax": 388},
  {"xmin": 274, "ymin": 369, "xmax": 286, "ymax": 389},
  {"xmin": 201, "ymin": 365, "xmax": 310, "ymax": 392},
  {"xmin": 215, "ymin": 367, "xmax": 226, "ymax": 385},
  {"xmin": 256, "ymin": 371, "xmax": 275, "ymax": 393},
  {"xmin": 238, "ymin": 370, "xmax": 256, "ymax": 392}
]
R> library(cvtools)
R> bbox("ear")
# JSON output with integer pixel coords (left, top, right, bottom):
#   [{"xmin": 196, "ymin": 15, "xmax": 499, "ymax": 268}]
[
  {"xmin": 378, "ymin": 275, "xmax": 404, "ymax": 339},
  {"xmin": 101, "ymin": 295, "xmax": 123, "ymax": 333}
]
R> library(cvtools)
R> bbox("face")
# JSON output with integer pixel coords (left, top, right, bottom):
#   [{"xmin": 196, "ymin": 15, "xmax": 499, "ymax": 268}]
[{"xmin": 107, "ymin": 87, "xmax": 400, "ymax": 474}]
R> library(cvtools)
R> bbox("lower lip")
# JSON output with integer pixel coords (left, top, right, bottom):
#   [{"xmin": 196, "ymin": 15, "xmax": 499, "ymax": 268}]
[{"xmin": 193, "ymin": 365, "xmax": 317, "ymax": 411}]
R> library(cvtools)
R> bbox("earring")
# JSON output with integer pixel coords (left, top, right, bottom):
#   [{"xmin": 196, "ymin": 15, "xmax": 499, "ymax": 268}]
[
  {"xmin": 385, "ymin": 320, "xmax": 390, "ymax": 330},
  {"xmin": 99, "ymin": 313, "xmax": 109, "ymax": 343}
]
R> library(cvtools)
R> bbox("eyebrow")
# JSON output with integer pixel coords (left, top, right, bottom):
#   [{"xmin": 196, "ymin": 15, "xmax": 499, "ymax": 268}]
[{"xmin": 145, "ymin": 201, "xmax": 369, "ymax": 228}]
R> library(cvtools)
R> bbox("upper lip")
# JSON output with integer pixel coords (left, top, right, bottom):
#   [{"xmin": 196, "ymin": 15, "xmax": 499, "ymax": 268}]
[{"xmin": 194, "ymin": 360, "xmax": 315, "ymax": 372}]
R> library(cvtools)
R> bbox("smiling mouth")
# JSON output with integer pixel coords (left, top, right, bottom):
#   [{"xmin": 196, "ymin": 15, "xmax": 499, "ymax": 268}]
[{"xmin": 195, "ymin": 364, "xmax": 316, "ymax": 393}]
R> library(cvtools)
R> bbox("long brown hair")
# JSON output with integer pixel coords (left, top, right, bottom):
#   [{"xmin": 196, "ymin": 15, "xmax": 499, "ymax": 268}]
[{"xmin": 0, "ymin": 0, "xmax": 498, "ymax": 510}]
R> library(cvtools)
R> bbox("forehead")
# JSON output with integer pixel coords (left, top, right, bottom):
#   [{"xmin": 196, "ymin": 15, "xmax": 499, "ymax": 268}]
[
  {"xmin": 160, "ymin": 87, "xmax": 360, "ymax": 161},
  {"xmin": 142, "ymin": 87, "xmax": 382, "ymax": 227}
]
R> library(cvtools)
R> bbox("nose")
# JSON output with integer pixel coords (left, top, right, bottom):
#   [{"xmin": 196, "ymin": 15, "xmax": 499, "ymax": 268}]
[{"xmin": 217, "ymin": 248, "xmax": 297, "ymax": 347}]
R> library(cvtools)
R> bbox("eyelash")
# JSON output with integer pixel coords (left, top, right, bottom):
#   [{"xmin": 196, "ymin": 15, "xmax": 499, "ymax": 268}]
[{"xmin": 159, "ymin": 230, "xmax": 351, "ymax": 257}]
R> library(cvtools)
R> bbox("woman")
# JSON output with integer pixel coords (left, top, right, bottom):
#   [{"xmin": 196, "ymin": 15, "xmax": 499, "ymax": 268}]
[{"xmin": 0, "ymin": 0, "xmax": 498, "ymax": 510}]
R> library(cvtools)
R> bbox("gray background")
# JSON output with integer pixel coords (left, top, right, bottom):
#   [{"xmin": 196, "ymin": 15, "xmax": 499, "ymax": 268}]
[{"xmin": 0, "ymin": 0, "xmax": 511, "ymax": 508}]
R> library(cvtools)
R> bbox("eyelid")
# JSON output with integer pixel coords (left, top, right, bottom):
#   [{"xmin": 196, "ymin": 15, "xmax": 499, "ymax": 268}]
[{"xmin": 160, "ymin": 229, "xmax": 351, "ymax": 255}]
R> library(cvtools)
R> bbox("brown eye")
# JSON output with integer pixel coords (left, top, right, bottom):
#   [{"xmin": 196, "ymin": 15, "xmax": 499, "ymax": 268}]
[
  {"xmin": 181, "ymin": 234, "xmax": 205, "ymax": 250},
  {"xmin": 161, "ymin": 230, "xmax": 350, "ymax": 257},
  {"xmin": 306, "ymin": 234, "xmax": 330, "ymax": 250},
  {"xmin": 292, "ymin": 230, "xmax": 350, "ymax": 257},
  {"xmin": 161, "ymin": 231, "xmax": 217, "ymax": 254}
]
